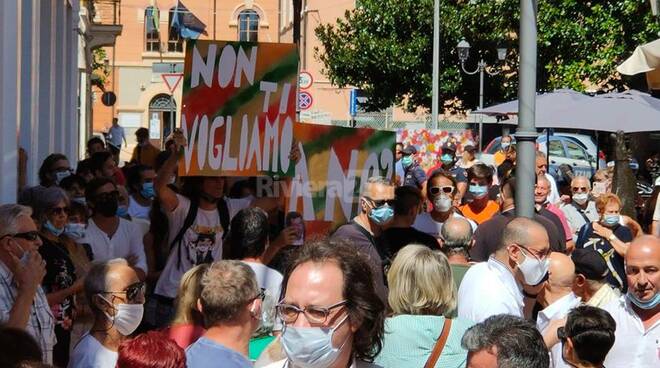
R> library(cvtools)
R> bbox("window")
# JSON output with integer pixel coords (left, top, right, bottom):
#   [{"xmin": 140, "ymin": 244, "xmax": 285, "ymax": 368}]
[
  {"xmin": 145, "ymin": 6, "xmax": 160, "ymax": 52},
  {"xmin": 238, "ymin": 10, "xmax": 259, "ymax": 42},
  {"xmin": 548, "ymin": 139, "xmax": 565, "ymax": 158},
  {"xmin": 168, "ymin": 8, "xmax": 183, "ymax": 52},
  {"xmin": 565, "ymin": 141, "xmax": 588, "ymax": 161}
]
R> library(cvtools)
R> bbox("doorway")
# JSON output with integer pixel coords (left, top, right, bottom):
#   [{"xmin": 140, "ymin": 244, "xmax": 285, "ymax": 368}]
[{"xmin": 148, "ymin": 94, "xmax": 177, "ymax": 148}]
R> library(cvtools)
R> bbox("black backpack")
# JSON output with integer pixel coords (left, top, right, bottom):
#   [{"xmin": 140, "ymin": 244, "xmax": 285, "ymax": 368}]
[{"xmin": 169, "ymin": 197, "xmax": 230, "ymax": 270}]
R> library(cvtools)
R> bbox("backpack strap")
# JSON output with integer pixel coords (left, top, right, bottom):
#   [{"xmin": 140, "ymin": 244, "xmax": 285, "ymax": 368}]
[
  {"xmin": 170, "ymin": 198, "xmax": 200, "ymax": 270},
  {"xmin": 424, "ymin": 319, "xmax": 453, "ymax": 368},
  {"xmin": 217, "ymin": 197, "xmax": 230, "ymax": 240}
]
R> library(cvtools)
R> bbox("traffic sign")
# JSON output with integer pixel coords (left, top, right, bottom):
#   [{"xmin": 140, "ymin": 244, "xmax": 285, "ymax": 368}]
[
  {"xmin": 299, "ymin": 71, "xmax": 313, "ymax": 90},
  {"xmin": 162, "ymin": 73, "xmax": 184, "ymax": 93},
  {"xmin": 299, "ymin": 91, "xmax": 314, "ymax": 110},
  {"xmin": 101, "ymin": 91, "xmax": 116, "ymax": 106}
]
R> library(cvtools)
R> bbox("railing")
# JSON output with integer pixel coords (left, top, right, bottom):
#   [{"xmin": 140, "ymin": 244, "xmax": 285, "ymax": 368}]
[{"xmin": 85, "ymin": 0, "xmax": 122, "ymax": 26}]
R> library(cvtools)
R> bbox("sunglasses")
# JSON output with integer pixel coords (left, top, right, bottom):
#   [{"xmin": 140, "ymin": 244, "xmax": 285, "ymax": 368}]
[
  {"xmin": 429, "ymin": 186, "xmax": 454, "ymax": 196},
  {"xmin": 8, "ymin": 231, "xmax": 41, "ymax": 241},
  {"xmin": 101, "ymin": 281, "xmax": 146, "ymax": 302},
  {"xmin": 364, "ymin": 196, "xmax": 396, "ymax": 208},
  {"xmin": 571, "ymin": 187, "xmax": 588, "ymax": 193},
  {"xmin": 50, "ymin": 206, "xmax": 70, "ymax": 215}
]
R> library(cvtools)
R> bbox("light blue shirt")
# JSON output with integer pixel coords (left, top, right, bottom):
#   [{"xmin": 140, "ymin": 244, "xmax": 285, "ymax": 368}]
[
  {"xmin": 374, "ymin": 315, "xmax": 473, "ymax": 368},
  {"xmin": 186, "ymin": 337, "xmax": 252, "ymax": 368}
]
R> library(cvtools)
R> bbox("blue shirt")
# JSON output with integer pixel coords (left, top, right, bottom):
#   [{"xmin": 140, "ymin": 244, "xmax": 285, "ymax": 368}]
[{"xmin": 186, "ymin": 337, "xmax": 252, "ymax": 368}]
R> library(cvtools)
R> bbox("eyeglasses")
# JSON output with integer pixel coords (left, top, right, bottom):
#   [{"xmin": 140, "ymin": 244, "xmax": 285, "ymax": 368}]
[
  {"xmin": 100, "ymin": 281, "xmax": 146, "ymax": 302},
  {"xmin": 429, "ymin": 186, "xmax": 454, "ymax": 196},
  {"xmin": 254, "ymin": 288, "xmax": 266, "ymax": 301},
  {"xmin": 276, "ymin": 300, "xmax": 347, "ymax": 324},
  {"xmin": 7, "ymin": 231, "xmax": 41, "ymax": 241},
  {"xmin": 50, "ymin": 206, "xmax": 70, "ymax": 215},
  {"xmin": 557, "ymin": 326, "xmax": 567, "ymax": 342},
  {"xmin": 571, "ymin": 186, "xmax": 588, "ymax": 193},
  {"xmin": 364, "ymin": 196, "xmax": 396, "ymax": 208},
  {"xmin": 517, "ymin": 244, "xmax": 549, "ymax": 261}
]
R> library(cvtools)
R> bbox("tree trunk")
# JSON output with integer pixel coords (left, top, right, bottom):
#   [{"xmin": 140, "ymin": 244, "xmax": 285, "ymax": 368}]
[{"xmin": 611, "ymin": 131, "xmax": 636, "ymax": 218}]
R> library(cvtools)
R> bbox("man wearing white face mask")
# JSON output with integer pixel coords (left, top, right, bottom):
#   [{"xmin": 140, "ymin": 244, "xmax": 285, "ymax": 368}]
[
  {"xmin": 458, "ymin": 217, "xmax": 551, "ymax": 323},
  {"xmin": 69, "ymin": 259, "xmax": 145, "ymax": 368},
  {"xmin": 186, "ymin": 260, "xmax": 264, "ymax": 367},
  {"xmin": 264, "ymin": 240, "xmax": 385, "ymax": 368},
  {"xmin": 413, "ymin": 171, "xmax": 477, "ymax": 240},
  {"xmin": 560, "ymin": 176, "xmax": 599, "ymax": 241},
  {"xmin": 331, "ymin": 176, "xmax": 395, "ymax": 303}
]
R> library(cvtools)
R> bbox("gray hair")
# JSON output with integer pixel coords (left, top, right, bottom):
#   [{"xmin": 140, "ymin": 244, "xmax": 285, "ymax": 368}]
[
  {"xmin": 462, "ymin": 314, "xmax": 549, "ymax": 368},
  {"xmin": 0, "ymin": 204, "xmax": 33, "ymax": 238},
  {"xmin": 499, "ymin": 217, "xmax": 546, "ymax": 252},
  {"xmin": 366, "ymin": 176, "xmax": 392, "ymax": 185},
  {"xmin": 440, "ymin": 217, "xmax": 473, "ymax": 257},
  {"xmin": 33, "ymin": 187, "xmax": 70, "ymax": 224},
  {"xmin": 84, "ymin": 258, "xmax": 128, "ymax": 314}
]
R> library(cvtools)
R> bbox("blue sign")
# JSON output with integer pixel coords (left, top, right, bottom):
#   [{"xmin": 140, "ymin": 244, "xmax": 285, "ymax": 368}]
[
  {"xmin": 349, "ymin": 89, "xmax": 357, "ymax": 117},
  {"xmin": 299, "ymin": 91, "xmax": 313, "ymax": 110}
]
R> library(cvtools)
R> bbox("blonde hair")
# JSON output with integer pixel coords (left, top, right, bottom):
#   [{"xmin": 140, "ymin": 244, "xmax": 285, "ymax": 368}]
[
  {"xmin": 595, "ymin": 193, "xmax": 622, "ymax": 215},
  {"xmin": 387, "ymin": 244, "xmax": 456, "ymax": 316},
  {"xmin": 172, "ymin": 263, "xmax": 209, "ymax": 326}
]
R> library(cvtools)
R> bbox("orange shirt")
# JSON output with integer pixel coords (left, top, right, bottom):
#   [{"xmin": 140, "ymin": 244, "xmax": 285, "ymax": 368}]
[
  {"xmin": 494, "ymin": 151, "xmax": 507, "ymax": 166},
  {"xmin": 460, "ymin": 200, "xmax": 500, "ymax": 224}
]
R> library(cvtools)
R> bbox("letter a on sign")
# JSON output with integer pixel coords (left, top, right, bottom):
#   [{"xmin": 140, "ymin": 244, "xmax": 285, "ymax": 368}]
[{"xmin": 162, "ymin": 73, "xmax": 184, "ymax": 93}]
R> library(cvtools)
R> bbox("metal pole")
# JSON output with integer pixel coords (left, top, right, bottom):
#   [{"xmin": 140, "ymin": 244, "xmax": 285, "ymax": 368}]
[
  {"xmin": 478, "ymin": 63, "xmax": 484, "ymax": 152},
  {"xmin": 432, "ymin": 0, "xmax": 440, "ymax": 129},
  {"xmin": 515, "ymin": 0, "xmax": 538, "ymax": 219}
]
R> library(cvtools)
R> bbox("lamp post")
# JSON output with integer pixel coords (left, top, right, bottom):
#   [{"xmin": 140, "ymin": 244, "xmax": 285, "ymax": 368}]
[
  {"xmin": 431, "ymin": 0, "xmax": 440, "ymax": 129},
  {"xmin": 456, "ymin": 40, "xmax": 507, "ymax": 152}
]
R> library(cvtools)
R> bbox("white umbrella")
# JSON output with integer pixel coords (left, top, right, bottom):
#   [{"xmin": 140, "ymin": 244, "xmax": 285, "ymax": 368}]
[{"xmin": 617, "ymin": 38, "xmax": 660, "ymax": 75}]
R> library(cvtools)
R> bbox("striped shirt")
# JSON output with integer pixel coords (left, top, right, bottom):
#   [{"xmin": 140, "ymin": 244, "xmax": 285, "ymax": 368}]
[{"xmin": 0, "ymin": 261, "xmax": 56, "ymax": 364}]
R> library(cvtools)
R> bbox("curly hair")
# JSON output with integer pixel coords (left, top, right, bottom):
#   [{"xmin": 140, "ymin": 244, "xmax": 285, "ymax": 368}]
[{"xmin": 281, "ymin": 239, "xmax": 385, "ymax": 361}]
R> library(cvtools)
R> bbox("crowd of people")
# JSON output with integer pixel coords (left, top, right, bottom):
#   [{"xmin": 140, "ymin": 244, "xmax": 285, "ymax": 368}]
[{"xmin": 0, "ymin": 130, "xmax": 658, "ymax": 368}]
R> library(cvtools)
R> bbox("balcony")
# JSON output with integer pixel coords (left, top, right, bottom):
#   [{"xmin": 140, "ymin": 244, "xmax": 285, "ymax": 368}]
[{"xmin": 83, "ymin": 0, "xmax": 123, "ymax": 50}]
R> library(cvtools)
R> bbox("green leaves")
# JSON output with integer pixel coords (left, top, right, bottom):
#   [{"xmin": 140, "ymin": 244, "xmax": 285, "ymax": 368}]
[{"xmin": 315, "ymin": 0, "xmax": 660, "ymax": 112}]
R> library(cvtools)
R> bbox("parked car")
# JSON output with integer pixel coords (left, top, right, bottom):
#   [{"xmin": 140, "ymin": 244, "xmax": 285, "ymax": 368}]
[{"xmin": 480, "ymin": 133, "xmax": 597, "ymax": 179}]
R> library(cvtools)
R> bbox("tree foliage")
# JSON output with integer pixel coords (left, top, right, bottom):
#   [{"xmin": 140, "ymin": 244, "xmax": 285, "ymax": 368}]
[{"xmin": 315, "ymin": 0, "xmax": 660, "ymax": 112}]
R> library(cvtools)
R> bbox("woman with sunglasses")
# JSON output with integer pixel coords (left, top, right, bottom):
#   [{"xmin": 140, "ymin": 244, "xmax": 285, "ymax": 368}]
[
  {"xmin": 414, "ymin": 170, "xmax": 476, "ymax": 240},
  {"xmin": 33, "ymin": 187, "xmax": 87, "ymax": 367}
]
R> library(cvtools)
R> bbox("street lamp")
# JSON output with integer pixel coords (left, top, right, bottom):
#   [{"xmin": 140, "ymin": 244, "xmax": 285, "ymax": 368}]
[{"xmin": 457, "ymin": 39, "xmax": 507, "ymax": 151}]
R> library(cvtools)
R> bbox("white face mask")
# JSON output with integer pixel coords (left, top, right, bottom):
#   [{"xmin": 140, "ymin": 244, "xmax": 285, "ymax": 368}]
[
  {"xmin": 515, "ymin": 247, "xmax": 549, "ymax": 285},
  {"xmin": 433, "ymin": 195, "xmax": 453, "ymax": 212},
  {"xmin": 572, "ymin": 192, "xmax": 589, "ymax": 205},
  {"xmin": 281, "ymin": 315, "xmax": 350, "ymax": 368},
  {"xmin": 98, "ymin": 295, "xmax": 144, "ymax": 336},
  {"xmin": 55, "ymin": 171, "xmax": 71, "ymax": 185}
]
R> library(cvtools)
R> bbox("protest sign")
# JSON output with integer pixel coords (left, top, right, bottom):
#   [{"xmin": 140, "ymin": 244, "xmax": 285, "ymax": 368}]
[
  {"xmin": 283, "ymin": 124, "xmax": 395, "ymax": 224},
  {"xmin": 179, "ymin": 40, "xmax": 299, "ymax": 177}
]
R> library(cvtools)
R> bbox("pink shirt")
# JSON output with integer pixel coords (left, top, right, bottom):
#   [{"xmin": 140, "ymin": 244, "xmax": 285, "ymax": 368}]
[
  {"xmin": 166, "ymin": 323, "xmax": 206, "ymax": 349},
  {"xmin": 545, "ymin": 203, "xmax": 573, "ymax": 241}
]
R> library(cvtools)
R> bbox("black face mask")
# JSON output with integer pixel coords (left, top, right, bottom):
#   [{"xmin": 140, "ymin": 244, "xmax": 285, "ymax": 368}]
[{"xmin": 93, "ymin": 197, "xmax": 118, "ymax": 217}]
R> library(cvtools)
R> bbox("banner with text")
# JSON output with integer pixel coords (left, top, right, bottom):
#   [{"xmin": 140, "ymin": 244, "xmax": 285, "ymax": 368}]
[
  {"xmin": 397, "ymin": 129, "xmax": 476, "ymax": 172},
  {"xmin": 179, "ymin": 40, "xmax": 299, "ymax": 176}
]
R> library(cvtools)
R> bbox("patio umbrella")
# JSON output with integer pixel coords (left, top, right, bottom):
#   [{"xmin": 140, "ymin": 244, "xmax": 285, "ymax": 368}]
[
  {"xmin": 476, "ymin": 89, "xmax": 660, "ymax": 133},
  {"xmin": 617, "ymin": 38, "xmax": 660, "ymax": 75}
]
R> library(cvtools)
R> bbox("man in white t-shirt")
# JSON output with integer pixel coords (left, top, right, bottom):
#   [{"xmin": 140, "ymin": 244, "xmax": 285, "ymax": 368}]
[
  {"xmin": 151, "ymin": 132, "xmax": 278, "ymax": 325},
  {"xmin": 228, "ymin": 207, "xmax": 284, "ymax": 335},
  {"xmin": 69, "ymin": 259, "xmax": 144, "ymax": 368},
  {"xmin": 82, "ymin": 178, "xmax": 148, "ymax": 279},
  {"xmin": 458, "ymin": 217, "xmax": 550, "ymax": 323}
]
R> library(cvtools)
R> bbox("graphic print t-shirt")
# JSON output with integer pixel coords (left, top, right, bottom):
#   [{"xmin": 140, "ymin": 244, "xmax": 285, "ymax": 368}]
[{"xmin": 154, "ymin": 194, "xmax": 253, "ymax": 298}]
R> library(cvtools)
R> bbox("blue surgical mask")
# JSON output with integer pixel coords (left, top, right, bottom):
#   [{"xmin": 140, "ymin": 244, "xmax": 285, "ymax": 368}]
[
  {"xmin": 602, "ymin": 214, "xmax": 620, "ymax": 227},
  {"xmin": 140, "ymin": 182, "xmax": 155, "ymax": 199},
  {"xmin": 501, "ymin": 142, "xmax": 511, "ymax": 150},
  {"xmin": 469, "ymin": 184, "xmax": 489, "ymax": 198},
  {"xmin": 117, "ymin": 205, "xmax": 129, "ymax": 218},
  {"xmin": 44, "ymin": 220, "xmax": 64, "ymax": 237},
  {"xmin": 64, "ymin": 223, "xmax": 86, "ymax": 240},
  {"xmin": 54, "ymin": 171, "xmax": 71, "ymax": 185},
  {"xmin": 627, "ymin": 291, "xmax": 660, "ymax": 310},
  {"xmin": 368, "ymin": 204, "xmax": 394, "ymax": 225},
  {"xmin": 281, "ymin": 315, "xmax": 350, "ymax": 368},
  {"xmin": 72, "ymin": 196, "xmax": 86, "ymax": 206},
  {"xmin": 441, "ymin": 154, "xmax": 454, "ymax": 164},
  {"xmin": 401, "ymin": 155, "xmax": 414, "ymax": 168}
]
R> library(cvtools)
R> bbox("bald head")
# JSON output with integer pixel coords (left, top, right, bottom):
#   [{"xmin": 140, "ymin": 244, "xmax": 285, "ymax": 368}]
[
  {"xmin": 500, "ymin": 217, "xmax": 548, "ymax": 251},
  {"xmin": 625, "ymin": 235, "xmax": 660, "ymax": 303},
  {"xmin": 548, "ymin": 252, "xmax": 576, "ymax": 289},
  {"xmin": 571, "ymin": 176, "xmax": 591, "ymax": 190},
  {"xmin": 441, "ymin": 217, "xmax": 473, "ymax": 249}
]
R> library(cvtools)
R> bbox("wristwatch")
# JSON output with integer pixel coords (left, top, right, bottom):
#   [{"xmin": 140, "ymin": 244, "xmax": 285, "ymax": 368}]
[{"xmin": 608, "ymin": 233, "xmax": 617, "ymax": 242}]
